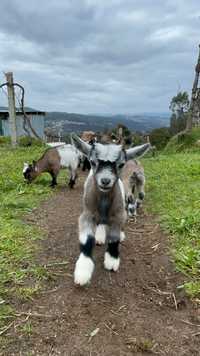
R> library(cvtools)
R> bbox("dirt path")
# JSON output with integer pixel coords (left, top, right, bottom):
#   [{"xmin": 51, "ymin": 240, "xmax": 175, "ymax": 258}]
[{"xmin": 3, "ymin": 173, "xmax": 200, "ymax": 356}]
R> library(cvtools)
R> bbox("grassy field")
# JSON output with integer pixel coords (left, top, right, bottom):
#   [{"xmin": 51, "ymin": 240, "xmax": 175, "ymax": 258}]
[
  {"xmin": 1, "ymin": 140, "xmax": 200, "ymax": 337},
  {"xmin": 0, "ymin": 143, "xmax": 56, "ymax": 332},
  {"xmin": 144, "ymin": 151, "xmax": 200, "ymax": 298}
]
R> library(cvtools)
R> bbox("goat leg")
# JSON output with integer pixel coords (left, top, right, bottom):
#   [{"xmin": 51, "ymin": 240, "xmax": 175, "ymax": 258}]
[
  {"xmin": 104, "ymin": 226, "xmax": 121, "ymax": 272},
  {"xmin": 68, "ymin": 168, "xmax": 77, "ymax": 189},
  {"xmin": 74, "ymin": 212, "xmax": 96, "ymax": 286},
  {"xmin": 49, "ymin": 172, "xmax": 57, "ymax": 188},
  {"xmin": 136, "ymin": 180, "xmax": 145, "ymax": 208}
]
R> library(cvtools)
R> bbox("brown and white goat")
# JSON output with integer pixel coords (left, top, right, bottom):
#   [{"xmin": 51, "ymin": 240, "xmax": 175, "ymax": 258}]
[
  {"xmin": 23, "ymin": 144, "xmax": 80, "ymax": 188},
  {"xmin": 121, "ymin": 159, "xmax": 145, "ymax": 217},
  {"xmin": 71, "ymin": 133, "xmax": 150, "ymax": 285}
]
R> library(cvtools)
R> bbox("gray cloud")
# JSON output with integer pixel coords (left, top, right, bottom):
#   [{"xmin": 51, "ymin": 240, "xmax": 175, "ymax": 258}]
[{"xmin": 0, "ymin": 0, "xmax": 199, "ymax": 113}]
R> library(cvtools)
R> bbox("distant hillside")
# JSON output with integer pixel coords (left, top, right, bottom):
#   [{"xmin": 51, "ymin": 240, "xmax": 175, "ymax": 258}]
[
  {"xmin": 45, "ymin": 112, "xmax": 170, "ymax": 133},
  {"xmin": 0, "ymin": 107, "xmax": 170, "ymax": 133}
]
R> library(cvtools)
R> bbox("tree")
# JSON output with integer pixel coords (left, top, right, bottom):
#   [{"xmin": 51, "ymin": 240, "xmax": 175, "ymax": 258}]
[
  {"xmin": 149, "ymin": 127, "xmax": 171, "ymax": 150},
  {"xmin": 169, "ymin": 91, "xmax": 189, "ymax": 116},
  {"xmin": 169, "ymin": 91, "xmax": 190, "ymax": 135}
]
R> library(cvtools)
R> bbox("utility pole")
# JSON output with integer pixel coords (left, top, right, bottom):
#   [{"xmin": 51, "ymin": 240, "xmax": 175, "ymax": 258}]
[{"xmin": 5, "ymin": 72, "xmax": 17, "ymax": 146}]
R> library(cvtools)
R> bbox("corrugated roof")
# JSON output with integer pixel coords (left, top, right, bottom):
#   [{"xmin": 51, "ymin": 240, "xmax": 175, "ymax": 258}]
[{"xmin": 0, "ymin": 107, "xmax": 45, "ymax": 117}]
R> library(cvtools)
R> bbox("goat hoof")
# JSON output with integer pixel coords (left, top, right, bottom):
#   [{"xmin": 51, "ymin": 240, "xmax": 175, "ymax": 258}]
[
  {"xmin": 95, "ymin": 224, "xmax": 106, "ymax": 245},
  {"xmin": 74, "ymin": 254, "xmax": 94, "ymax": 286},
  {"xmin": 104, "ymin": 252, "xmax": 120, "ymax": 272}
]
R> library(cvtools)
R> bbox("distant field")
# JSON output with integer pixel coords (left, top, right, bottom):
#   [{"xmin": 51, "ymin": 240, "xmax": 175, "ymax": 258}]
[{"xmin": 144, "ymin": 152, "xmax": 200, "ymax": 297}]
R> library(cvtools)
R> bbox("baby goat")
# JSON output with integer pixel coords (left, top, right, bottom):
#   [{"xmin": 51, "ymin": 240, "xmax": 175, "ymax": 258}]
[
  {"xmin": 72, "ymin": 133, "xmax": 150, "ymax": 285},
  {"xmin": 23, "ymin": 144, "xmax": 80, "ymax": 188},
  {"xmin": 121, "ymin": 159, "xmax": 145, "ymax": 217}
]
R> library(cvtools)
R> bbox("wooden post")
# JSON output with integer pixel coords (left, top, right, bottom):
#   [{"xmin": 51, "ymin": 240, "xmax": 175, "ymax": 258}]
[
  {"xmin": 188, "ymin": 44, "xmax": 200, "ymax": 129},
  {"xmin": 5, "ymin": 72, "xmax": 17, "ymax": 146}
]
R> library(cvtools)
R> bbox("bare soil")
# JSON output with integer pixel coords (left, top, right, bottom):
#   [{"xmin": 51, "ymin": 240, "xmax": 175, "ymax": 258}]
[{"xmin": 2, "ymin": 172, "xmax": 200, "ymax": 356}]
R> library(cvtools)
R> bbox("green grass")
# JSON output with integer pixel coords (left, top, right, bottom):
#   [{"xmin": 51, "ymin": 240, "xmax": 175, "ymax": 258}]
[
  {"xmin": 165, "ymin": 127, "xmax": 200, "ymax": 153},
  {"xmin": 1, "ymin": 138, "xmax": 200, "ymax": 342},
  {"xmin": 0, "ymin": 144, "xmax": 59, "ymax": 332},
  {"xmin": 143, "ymin": 151, "xmax": 200, "ymax": 297}
]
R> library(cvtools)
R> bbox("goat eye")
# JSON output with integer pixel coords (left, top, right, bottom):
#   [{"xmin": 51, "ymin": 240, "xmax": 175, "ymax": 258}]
[{"xmin": 118, "ymin": 163, "xmax": 125, "ymax": 169}]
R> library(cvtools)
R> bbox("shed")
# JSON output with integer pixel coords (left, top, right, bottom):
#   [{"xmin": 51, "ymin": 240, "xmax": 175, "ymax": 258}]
[{"xmin": 0, "ymin": 107, "xmax": 45, "ymax": 139}]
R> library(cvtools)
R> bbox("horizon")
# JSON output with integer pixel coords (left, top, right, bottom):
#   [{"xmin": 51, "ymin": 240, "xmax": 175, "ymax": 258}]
[{"xmin": 0, "ymin": 104, "xmax": 170, "ymax": 116}]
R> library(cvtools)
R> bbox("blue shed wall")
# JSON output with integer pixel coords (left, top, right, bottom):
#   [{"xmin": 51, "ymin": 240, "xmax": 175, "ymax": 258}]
[{"xmin": 1, "ymin": 114, "xmax": 45, "ymax": 139}]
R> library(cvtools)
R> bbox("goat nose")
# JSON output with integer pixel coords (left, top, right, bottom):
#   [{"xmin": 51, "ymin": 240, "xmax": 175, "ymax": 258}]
[{"xmin": 101, "ymin": 178, "xmax": 111, "ymax": 186}]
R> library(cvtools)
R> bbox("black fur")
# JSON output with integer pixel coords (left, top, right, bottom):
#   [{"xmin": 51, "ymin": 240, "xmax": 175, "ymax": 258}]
[
  {"xmin": 68, "ymin": 173, "xmax": 77, "ymax": 189},
  {"xmin": 50, "ymin": 176, "xmax": 57, "ymax": 187},
  {"xmin": 107, "ymin": 240, "xmax": 119, "ymax": 259},
  {"xmin": 138, "ymin": 192, "xmax": 145, "ymax": 200},
  {"xmin": 82, "ymin": 157, "xmax": 91, "ymax": 171},
  {"xmin": 23, "ymin": 167, "xmax": 33, "ymax": 182},
  {"xmin": 68, "ymin": 178, "xmax": 75, "ymax": 188},
  {"xmin": 80, "ymin": 235, "xmax": 95, "ymax": 258},
  {"xmin": 98, "ymin": 195, "xmax": 111, "ymax": 224}
]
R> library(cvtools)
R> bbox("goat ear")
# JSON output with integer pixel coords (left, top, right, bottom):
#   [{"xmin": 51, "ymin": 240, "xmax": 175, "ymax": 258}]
[
  {"xmin": 23, "ymin": 162, "xmax": 29, "ymax": 173},
  {"xmin": 71, "ymin": 133, "xmax": 92, "ymax": 156},
  {"xmin": 126, "ymin": 143, "xmax": 150, "ymax": 160},
  {"xmin": 23, "ymin": 162, "xmax": 29, "ymax": 168}
]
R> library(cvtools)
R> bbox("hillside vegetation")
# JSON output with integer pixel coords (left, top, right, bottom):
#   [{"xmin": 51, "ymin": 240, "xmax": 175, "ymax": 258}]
[
  {"xmin": 144, "ymin": 147, "xmax": 200, "ymax": 297},
  {"xmin": 45, "ymin": 111, "xmax": 170, "ymax": 133},
  {"xmin": 165, "ymin": 128, "xmax": 200, "ymax": 152}
]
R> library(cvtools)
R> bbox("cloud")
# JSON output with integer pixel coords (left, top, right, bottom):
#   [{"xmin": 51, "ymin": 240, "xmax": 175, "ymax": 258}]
[{"xmin": 0, "ymin": 0, "xmax": 199, "ymax": 113}]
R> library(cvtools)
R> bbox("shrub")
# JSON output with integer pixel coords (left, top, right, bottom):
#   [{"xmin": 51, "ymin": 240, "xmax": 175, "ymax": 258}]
[
  {"xmin": 149, "ymin": 127, "xmax": 171, "ymax": 150},
  {"xmin": 0, "ymin": 136, "xmax": 11, "ymax": 145},
  {"xmin": 18, "ymin": 136, "xmax": 44, "ymax": 147}
]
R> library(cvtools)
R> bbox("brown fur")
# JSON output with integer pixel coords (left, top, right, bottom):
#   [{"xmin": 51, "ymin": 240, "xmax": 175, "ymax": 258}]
[
  {"xmin": 26, "ymin": 148, "xmax": 61, "ymax": 186},
  {"xmin": 121, "ymin": 160, "xmax": 144, "ymax": 192},
  {"xmin": 121, "ymin": 159, "xmax": 145, "ymax": 214},
  {"xmin": 81, "ymin": 131, "xmax": 96, "ymax": 142},
  {"xmin": 84, "ymin": 174, "xmax": 127, "ymax": 229},
  {"xmin": 35, "ymin": 148, "xmax": 61, "ymax": 178},
  {"xmin": 24, "ymin": 147, "xmax": 80, "ymax": 188}
]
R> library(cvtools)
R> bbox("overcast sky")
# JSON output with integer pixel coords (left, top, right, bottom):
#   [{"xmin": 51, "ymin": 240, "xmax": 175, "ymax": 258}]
[{"xmin": 0, "ymin": 0, "xmax": 199, "ymax": 114}]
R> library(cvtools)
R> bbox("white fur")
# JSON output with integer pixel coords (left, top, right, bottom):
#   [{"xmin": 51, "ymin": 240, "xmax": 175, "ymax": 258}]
[
  {"xmin": 79, "ymin": 224, "xmax": 94, "ymax": 245},
  {"xmin": 79, "ymin": 232, "xmax": 88, "ymax": 245},
  {"xmin": 104, "ymin": 252, "xmax": 120, "ymax": 271},
  {"xmin": 57, "ymin": 144, "xmax": 79, "ymax": 169},
  {"xmin": 95, "ymin": 224, "xmax": 106, "ymax": 245},
  {"xmin": 120, "ymin": 231, "xmax": 126, "ymax": 242},
  {"xmin": 128, "ymin": 202, "xmax": 137, "ymax": 216},
  {"xmin": 96, "ymin": 168, "xmax": 116, "ymax": 190},
  {"xmin": 74, "ymin": 253, "xmax": 94, "ymax": 286},
  {"xmin": 47, "ymin": 142, "xmax": 66, "ymax": 147},
  {"xmin": 95, "ymin": 143, "xmax": 122, "ymax": 162},
  {"xmin": 84, "ymin": 169, "xmax": 93, "ymax": 190},
  {"xmin": 23, "ymin": 163, "xmax": 29, "ymax": 173},
  {"xmin": 118, "ymin": 178, "xmax": 125, "ymax": 206}
]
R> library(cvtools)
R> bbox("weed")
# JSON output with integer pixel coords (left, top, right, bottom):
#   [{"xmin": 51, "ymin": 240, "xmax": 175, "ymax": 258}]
[
  {"xmin": 126, "ymin": 336, "xmax": 154, "ymax": 353},
  {"xmin": 20, "ymin": 321, "xmax": 33, "ymax": 336},
  {"xmin": 17, "ymin": 284, "xmax": 41, "ymax": 302}
]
